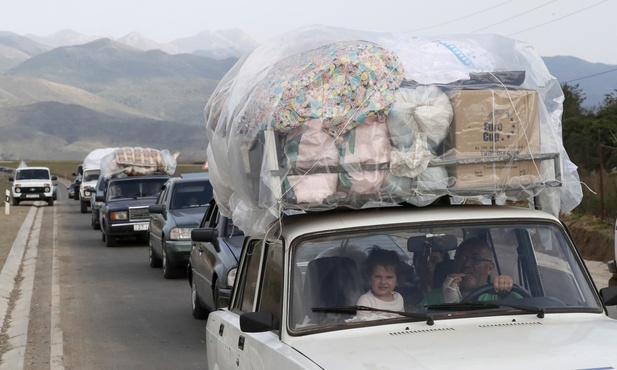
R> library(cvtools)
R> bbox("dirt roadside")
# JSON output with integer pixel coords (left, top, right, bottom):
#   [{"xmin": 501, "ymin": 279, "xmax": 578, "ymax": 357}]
[{"xmin": 0, "ymin": 172, "xmax": 30, "ymax": 268}]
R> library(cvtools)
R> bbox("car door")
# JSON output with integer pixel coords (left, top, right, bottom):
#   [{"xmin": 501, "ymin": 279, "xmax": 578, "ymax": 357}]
[
  {"xmin": 207, "ymin": 238, "xmax": 293, "ymax": 370},
  {"xmin": 192, "ymin": 199, "xmax": 219, "ymax": 309},
  {"xmin": 148, "ymin": 182, "xmax": 170, "ymax": 255}
]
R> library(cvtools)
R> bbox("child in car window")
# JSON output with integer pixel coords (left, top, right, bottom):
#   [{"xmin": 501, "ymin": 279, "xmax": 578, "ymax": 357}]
[{"xmin": 356, "ymin": 246, "xmax": 404, "ymax": 317}]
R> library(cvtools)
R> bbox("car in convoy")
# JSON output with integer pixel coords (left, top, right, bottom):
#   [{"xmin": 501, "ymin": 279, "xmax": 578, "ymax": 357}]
[
  {"xmin": 205, "ymin": 205, "xmax": 617, "ymax": 369},
  {"xmin": 9, "ymin": 166, "xmax": 57, "ymax": 206},
  {"xmin": 68, "ymin": 182, "xmax": 76, "ymax": 199},
  {"xmin": 148, "ymin": 173, "xmax": 213, "ymax": 278},
  {"xmin": 52, "ymin": 178, "xmax": 58, "ymax": 200},
  {"xmin": 78, "ymin": 169, "xmax": 100, "ymax": 213},
  {"xmin": 189, "ymin": 198, "xmax": 244, "ymax": 319},
  {"xmin": 71, "ymin": 164, "xmax": 83, "ymax": 200},
  {"xmin": 90, "ymin": 175, "xmax": 107, "ymax": 230},
  {"xmin": 78, "ymin": 148, "xmax": 117, "ymax": 213},
  {"xmin": 97, "ymin": 174, "xmax": 170, "ymax": 247}
]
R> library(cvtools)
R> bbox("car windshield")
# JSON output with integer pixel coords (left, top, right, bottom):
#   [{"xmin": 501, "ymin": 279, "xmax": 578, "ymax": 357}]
[
  {"xmin": 16, "ymin": 169, "xmax": 49, "ymax": 180},
  {"xmin": 108, "ymin": 179, "xmax": 167, "ymax": 200},
  {"xmin": 83, "ymin": 170, "xmax": 100, "ymax": 182},
  {"xmin": 169, "ymin": 181, "xmax": 213, "ymax": 210},
  {"xmin": 289, "ymin": 220, "xmax": 601, "ymax": 333}
]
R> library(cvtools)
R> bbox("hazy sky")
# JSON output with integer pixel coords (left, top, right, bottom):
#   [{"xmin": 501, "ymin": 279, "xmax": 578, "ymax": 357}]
[{"xmin": 2, "ymin": 0, "xmax": 616, "ymax": 64}]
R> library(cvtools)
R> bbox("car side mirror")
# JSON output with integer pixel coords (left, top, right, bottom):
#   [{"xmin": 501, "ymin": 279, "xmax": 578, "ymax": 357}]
[
  {"xmin": 95, "ymin": 194, "xmax": 105, "ymax": 202},
  {"xmin": 599, "ymin": 286, "xmax": 617, "ymax": 306},
  {"xmin": 51, "ymin": 175, "xmax": 58, "ymax": 180},
  {"xmin": 240, "ymin": 312, "xmax": 279, "ymax": 333},
  {"xmin": 8, "ymin": 177, "xmax": 14, "ymax": 182},
  {"xmin": 191, "ymin": 228, "xmax": 220, "ymax": 252},
  {"xmin": 149, "ymin": 204, "xmax": 166, "ymax": 220}
]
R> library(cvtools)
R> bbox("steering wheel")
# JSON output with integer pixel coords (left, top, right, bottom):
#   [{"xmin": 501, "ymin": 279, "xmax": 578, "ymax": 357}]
[{"xmin": 462, "ymin": 283, "xmax": 531, "ymax": 302}]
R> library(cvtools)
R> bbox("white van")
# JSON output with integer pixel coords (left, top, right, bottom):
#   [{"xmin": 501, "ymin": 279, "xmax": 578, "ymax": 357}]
[{"xmin": 79, "ymin": 148, "xmax": 117, "ymax": 213}]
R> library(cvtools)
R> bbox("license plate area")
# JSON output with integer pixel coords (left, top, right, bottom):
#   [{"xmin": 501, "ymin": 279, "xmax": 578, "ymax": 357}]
[
  {"xmin": 26, "ymin": 194, "xmax": 39, "ymax": 198},
  {"xmin": 134, "ymin": 224, "xmax": 149, "ymax": 231}
]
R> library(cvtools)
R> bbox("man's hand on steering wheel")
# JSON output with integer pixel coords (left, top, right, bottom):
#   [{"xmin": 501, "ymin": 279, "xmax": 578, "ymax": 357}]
[
  {"xmin": 462, "ymin": 282, "xmax": 532, "ymax": 302},
  {"xmin": 492, "ymin": 275, "xmax": 513, "ymax": 293}
]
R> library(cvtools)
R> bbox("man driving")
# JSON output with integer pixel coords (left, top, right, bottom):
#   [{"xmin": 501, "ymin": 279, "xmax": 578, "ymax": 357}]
[{"xmin": 421, "ymin": 237, "xmax": 517, "ymax": 305}]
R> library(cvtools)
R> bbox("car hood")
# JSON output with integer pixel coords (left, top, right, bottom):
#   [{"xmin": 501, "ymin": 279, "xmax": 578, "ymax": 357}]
[
  {"xmin": 169, "ymin": 208, "xmax": 205, "ymax": 226},
  {"xmin": 289, "ymin": 314, "xmax": 617, "ymax": 369}
]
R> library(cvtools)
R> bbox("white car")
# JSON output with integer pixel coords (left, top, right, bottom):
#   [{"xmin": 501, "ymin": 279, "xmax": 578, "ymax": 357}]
[
  {"xmin": 9, "ymin": 166, "xmax": 56, "ymax": 206},
  {"xmin": 206, "ymin": 205, "xmax": 617, "ymax": 370}
]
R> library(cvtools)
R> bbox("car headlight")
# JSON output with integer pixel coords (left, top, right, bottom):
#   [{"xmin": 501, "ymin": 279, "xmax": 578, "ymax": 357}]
[
  {"xmin": 226, "ymin": 268, "xmax": 237, "ymax": 288},
  {"xmin": 169, "ymin": 227, "xmax": 193, "ymax": 240},
  {"xmin": 14, "ymin": 187, "xmax": 21, "ymax": 193},
  {"xmin": 110, "ymin": 211, "xmax": 128, "ymax": 221},
  {"xmin": 44, "ymin": 187, "xmax": 51, "ymax": 192}
]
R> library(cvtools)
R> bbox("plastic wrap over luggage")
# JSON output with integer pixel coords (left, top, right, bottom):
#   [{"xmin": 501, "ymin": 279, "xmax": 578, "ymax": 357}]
[
  {"xmin": 204, "ymin": 26, "xmax": 583, "ymax": 236},
  {"xmin": 101, "ymin": 147, "xmax": 178, "ymax": 179},
  {"xmin": 83, "ymin": 148, "xmax": 118, "ymax": 169}
]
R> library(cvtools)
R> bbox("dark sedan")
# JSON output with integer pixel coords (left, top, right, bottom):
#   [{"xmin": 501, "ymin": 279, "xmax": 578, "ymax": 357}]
[
  {"xmin": 148, "ymin": 173, "xmax": 212, "ymax": 278},
  {"xmin": 97, "ymin": 174, "xmax": 170, "ymax": 247},
  {"xmin": 90, "ymin": 175, "xmax": 107, "ymax": 230},
  {"xmin": 188, "ymin": 198, "xmax": 243, "ymax": 319}
]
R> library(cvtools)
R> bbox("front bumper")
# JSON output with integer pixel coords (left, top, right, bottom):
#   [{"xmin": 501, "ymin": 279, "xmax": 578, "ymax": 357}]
[
  {"xmin": 165, "ymin": 240, "xmax": 191, "ymax": 264},
  {"xmin": 108, "ymin": 222, "xmax": 149, "ymax": 238},
  {"xmin": 15, "ymin": 193, "xmax": 50, "ymax": 200},
  {"xmin": 609, "ymin": 260, "xmax": 617, "ymax": 287}
]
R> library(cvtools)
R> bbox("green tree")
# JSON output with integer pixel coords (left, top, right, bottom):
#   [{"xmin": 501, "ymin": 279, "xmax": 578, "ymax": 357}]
[
  {"xmin": 561, "ymin": 83, "xmax": 593, "ymax": 169},
  {"xmin": 561, "ymin": 83, "xmax": 587, "ymax": 119}
]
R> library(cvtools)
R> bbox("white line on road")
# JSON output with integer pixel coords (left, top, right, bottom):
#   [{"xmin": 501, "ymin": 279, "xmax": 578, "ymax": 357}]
[{"xmin": 50, "ymin": 203, "xmax": 64, "ymax": 370}]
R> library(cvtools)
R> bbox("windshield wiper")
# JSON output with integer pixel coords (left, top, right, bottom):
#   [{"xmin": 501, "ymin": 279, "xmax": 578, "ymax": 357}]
[
  {"xmin": 425, "ymin": 302, "xmax": 545, "ymax": 318},
  {"xmin": 312, "ymin": 305, "xmax": 436, "ymax": 325},
  {"xmin": 495, "ymin": 302, "xmax": 546, "ymax": 318}
]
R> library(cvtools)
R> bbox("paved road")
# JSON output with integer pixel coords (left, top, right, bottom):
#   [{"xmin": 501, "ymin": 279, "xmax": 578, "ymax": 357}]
[{"xmin": 0, "ymin": 185, "xmax": 207, "ymax": 369}]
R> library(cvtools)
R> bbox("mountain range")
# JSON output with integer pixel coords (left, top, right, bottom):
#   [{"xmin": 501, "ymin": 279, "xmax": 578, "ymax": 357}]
[{"xmin": 0, "ymin": 29, "xmax": 615, "ymax": 161}]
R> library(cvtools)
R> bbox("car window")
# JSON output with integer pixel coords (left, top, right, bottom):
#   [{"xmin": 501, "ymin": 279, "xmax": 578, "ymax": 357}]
[
  {"xmin": 141, "ymin": 179, "xmax": 166, "ymax": 197},
  {"xmin": 96, "ymin": 177, "xmax": 107, "ymax": 191},
  {"xmin": 231, "ymin": 238, "xmax": 282, "ymax": 321},
  {"xmin": 16, "ymin": 169, "xmax": 49, "ymax": 180},
  {"xmin": 84, "ymin": 170, "xmax": 100, "ymax": 182},
  {"xmin": 288, "ymin": 221, "xmax": 600, "ymax": 334},
  {"xmin": 157, "ymin": 184, "xmax": 169, "ymax": 205},
  {"xmin": 170, "ymin": 181, "xmax": 212, "ymax": 209},
  {"xmin": 234, "ymin": 239, "xmax": 264, "ymax": 313},
  {"xmin": 258, "ymin": 240, "xmax": 283, "ymax": 323}
]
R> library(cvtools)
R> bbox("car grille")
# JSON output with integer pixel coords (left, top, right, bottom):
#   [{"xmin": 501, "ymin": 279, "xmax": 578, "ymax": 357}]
[
  {"xmin": 129, "ymin": 207, "xmax": 150, "ymax": 221},
  {"xmin": 20, "ymin": 186, "xmax": 45, "ymax": 194}
]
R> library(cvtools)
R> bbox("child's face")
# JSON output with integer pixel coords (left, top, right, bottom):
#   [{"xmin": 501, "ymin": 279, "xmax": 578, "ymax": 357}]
[{"xmin": 368, "ymin": 265, "xmax": 398, "ymax": 300}]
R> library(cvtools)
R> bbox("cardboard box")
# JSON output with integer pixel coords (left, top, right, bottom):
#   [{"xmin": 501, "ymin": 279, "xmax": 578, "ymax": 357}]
[{"xmin": 448, "ymin": 89, "xmax": 540, "ymax": 187}]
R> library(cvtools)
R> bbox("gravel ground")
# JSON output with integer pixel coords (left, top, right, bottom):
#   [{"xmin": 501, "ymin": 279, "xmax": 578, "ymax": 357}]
[{"xmin": 0, "ymin": 173, "xmax": 29, "ymax": 270}]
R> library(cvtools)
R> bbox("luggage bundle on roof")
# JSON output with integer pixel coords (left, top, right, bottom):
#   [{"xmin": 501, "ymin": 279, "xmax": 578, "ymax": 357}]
[
  {"xmin": 204, "ymin": 26, "xmax": 583, "ymax": 236},
  {"xmin": 100, "ymin": 147, "xmax": 179, "ymax": 179}
]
